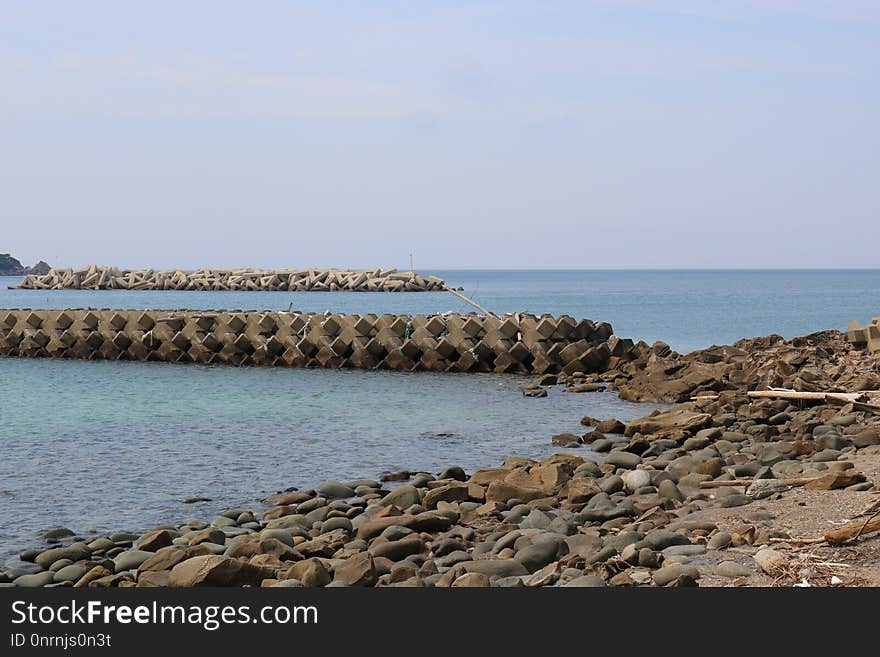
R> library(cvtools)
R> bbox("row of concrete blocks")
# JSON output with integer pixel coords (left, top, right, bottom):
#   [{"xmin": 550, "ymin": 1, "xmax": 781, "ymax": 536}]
[
  {"xmin": 10, "ymin": 267, "xmax": 445, "ymax": 292},
  {"xmin": 847, "ymin": 318, "xmax": 880, "ymax": 354},
  {"xmin": 0, "ymin": 309, "xmax": 638, "ymax": 374}
]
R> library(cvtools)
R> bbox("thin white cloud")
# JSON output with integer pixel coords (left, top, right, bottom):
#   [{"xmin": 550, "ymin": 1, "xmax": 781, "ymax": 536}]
[{"xmin": 600, "ymin": 0, "xmax": 880, "ymax": 24}]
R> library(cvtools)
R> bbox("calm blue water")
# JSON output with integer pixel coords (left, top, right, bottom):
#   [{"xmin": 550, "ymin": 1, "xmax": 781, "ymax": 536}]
[
  {"xmin": 0, "ymin": 359, "xmax": 650, "ymax": 561},
  {"xmin": 4, "ymin": 269, "xmax": 879, "ymax": 353},
  {"xmin": 2, "ymin": 269, "xmax": 878, "ymax": 562}
]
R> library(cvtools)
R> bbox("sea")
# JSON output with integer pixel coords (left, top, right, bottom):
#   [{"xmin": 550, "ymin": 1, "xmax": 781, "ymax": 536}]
[{"xmin": 1, "ymin": 269, "xmax": 878, "ymax": 560}]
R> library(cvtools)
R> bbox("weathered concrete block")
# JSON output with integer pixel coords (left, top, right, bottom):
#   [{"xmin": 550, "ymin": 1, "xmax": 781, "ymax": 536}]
[
  {"xmin": 83, "ymin": 331, "xmax": 105, "ymax": 351},
  {"xmin": 348, "ymin": 348, "xmax": 379, "ymax": 370},
  {"xmin": 434, "ymin": 338, "xmax": 458, "ymax": 360},
  {"xmin": 574, "ymin": 319, "xmax": 597, "ymax": 340},
  {"xmin": 595, "ymin": 322, "xmax": 613, "ymax": 341},
  {"xmin": 108, "ymin": 312, "xmax": 128, "ymax": 331},
  {"xmin": 383, "ymin": 349, "xmax": 416, "ymax": 371},
  {"xmin": 321, "ymin": 315, "xmax": 342, "ymax": 335},
  {"xmin": 112, "ymin": 332, "xmax": 133, "ymax": 350},
  {"xmin": 558, "ymin": 341, "xmax": 588, "ymax": 363},
  {"xmin": 329, "ymin": 335, "xmax": 353, "ymax": 357},
  {"xmin": 53, "ymin": 311, "xmax": 74, "ymax": 330},
  {"xmin": 25, "ymin": 312, "xmax": 43, "ymax": 329},
  {"xmin": 555, "ymin": 316, "xmax": 576, "ymax": 338},
  {"xmin": 82, "ymin": 312, "xmax": 100, "ymax": 330},
  {"xmin": 535, "ymin": 317, "xmax": 557, "ymax": 339},
  {"xmin": 279, "ymin": 345, "xmax": 307, "ymax": 367},
  {"xmin": 364, "ymin": 337, "xmax": 387, "ymax": 358},
  {"xmin": 399, "ymin": 340, "xmax": 421, "ymax": 360},
  {"xmin": 225, "ymin": 314, "xmax": 247, "ymax": 333},
  {"xmin": 137, "ymin": 312, "xmax": 156, "ymax": 330},
  {"xmin": 314, "ymin": 346, "xmax": 344, "ymax": 368}
]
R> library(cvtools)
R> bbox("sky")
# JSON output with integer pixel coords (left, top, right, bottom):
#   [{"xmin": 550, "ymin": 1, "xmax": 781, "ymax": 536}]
[{"xmin": 1, "ymin": 1, "xmax": 878, "ymax": 270}]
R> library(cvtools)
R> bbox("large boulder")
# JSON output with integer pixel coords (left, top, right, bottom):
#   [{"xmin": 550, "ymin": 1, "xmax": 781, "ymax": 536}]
[
  {"xmin": 34, "ymin": 543, "xmax": 90, "ymax": 569},
  {"xmin": 137, "ymin": 529, "xmax": 176, "ymax": 552},
  {"xmin": 332, "ymin": 552, "xmax": 377, "ymax": 587},
  {"xmin": 138, "ymin": 545, "xmax": 213, "ymax": 573},
  {"xmin": 113, "ymin": 550, "xmax": 154, "ymax": 572},
  {"xmin": 168, "ymin": 555, "xmax": 277, "ymax": 587},
  {"xmin": 468, "ymin": 468, "xmax": 511, "ymax": 486},
  {"xmin": 485, "ymin": 481, "xmax": 545, "ymax": 504},
  {"xmin": 284, "ymin": 558, "xmax": 331, "ymax": 587},
  {"xmin": 379, "ymin": 485, "xmax": 422, "ymax": 508},
  {"xmin": 458, "ymin": 559, "xmax": 529, "ymax": 578},
  {"xmin": 369, "ymin": 537, "xmax": 426, "ymax": 561},
  {"xmin": 423, "ymin": 482, "xmax": 469, "ymax": 509},
  {"xmin": 624, "ymin": 409, "xmax": 712, "ymax": 439},
  {"xmin": 563, "ymin": 477, "xmax": 602, "ymax": 504},
  {"xmin": 617, "ymin": 367, "xmax": 724, "ymax": 404},
  {"xmin": 356, "ymin": 511, "xmax": 455, "ymax": 540},
  {"xmin": 529, "ymin": 463, "xmax": 571, "ymax": 493}
]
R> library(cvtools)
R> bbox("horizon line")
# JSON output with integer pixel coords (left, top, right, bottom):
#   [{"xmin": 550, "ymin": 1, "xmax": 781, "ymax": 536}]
[
  {"xmin": 421, "ymin": 267, "xmax": 880, "ymax": 271},
  {"xmin": 3, "ymin": 266, "xmax": 880, "ymax": 273}
]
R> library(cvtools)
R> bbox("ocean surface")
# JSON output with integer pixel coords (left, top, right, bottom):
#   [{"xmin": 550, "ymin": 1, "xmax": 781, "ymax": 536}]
[
  {"xmin": 2, "ymin": 269, "xmax": 878, "ymax": 561},
  {"xmin": 0, "ymin": 359, "xmax": 650, "ymax": 560}
]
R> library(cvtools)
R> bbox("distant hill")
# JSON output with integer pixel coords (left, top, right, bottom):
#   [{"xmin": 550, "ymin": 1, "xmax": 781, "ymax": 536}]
[
  {"xmin": 0, "ymin": 253, "xmax": 51, "ymax": 276},
  {"xmin": 0, "ymin": 253, "xmax": 23, "ymax": 272}
]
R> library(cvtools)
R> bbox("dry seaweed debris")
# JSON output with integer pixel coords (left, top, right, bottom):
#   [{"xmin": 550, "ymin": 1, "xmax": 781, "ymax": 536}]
[{"xmin": 770, "ymin": 551, "xmax": 867, "ymax": 587}]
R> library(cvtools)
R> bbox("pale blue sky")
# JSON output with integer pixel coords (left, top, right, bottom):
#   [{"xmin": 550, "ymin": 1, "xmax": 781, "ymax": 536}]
[{"xmin": 2, "ymin": 1, "xmax": 878, "ymax": 269}]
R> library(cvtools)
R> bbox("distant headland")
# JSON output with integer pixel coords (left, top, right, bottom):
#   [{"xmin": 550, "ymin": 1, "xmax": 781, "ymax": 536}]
[{"xmin": 0, "ymin": 253, "xmax": 51, "ymax": 276}]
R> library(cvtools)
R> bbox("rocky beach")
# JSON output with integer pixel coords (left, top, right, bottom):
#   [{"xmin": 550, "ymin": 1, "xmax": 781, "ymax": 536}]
[{"xmin": 3, "ymin": 327, "xmax": 879, "ymax": 588}]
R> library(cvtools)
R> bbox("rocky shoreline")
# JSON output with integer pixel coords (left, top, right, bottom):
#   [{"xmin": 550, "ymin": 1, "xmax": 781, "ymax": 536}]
[{"xmin": 3, "ymin": 329, "xmax": 879, "ymax": 588}]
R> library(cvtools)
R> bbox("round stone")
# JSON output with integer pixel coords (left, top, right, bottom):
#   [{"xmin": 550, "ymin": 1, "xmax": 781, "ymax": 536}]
[{"xmin": 318, "ymin": 481, "xmax": 355, "ymax": 499}]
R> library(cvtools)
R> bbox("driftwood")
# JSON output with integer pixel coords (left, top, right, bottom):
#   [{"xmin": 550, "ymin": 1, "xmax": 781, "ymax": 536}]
[
  {"xmin": 700, "ymin": 471, "xmax": 864, "ymax": 490},
  {"xmin": 857, "ymin": 496, "xmax": 880, "ymax": 518},
  {"xmin": 824, "ymin": 511, "xmax": 880, "ymax": 545},
  {"xmin": 849, "ymin": 400, "xmax": 880, "ymax": 415},
  {"xmin": 768, "ymin": 536, "xmax": 826, "ymax": 545},
  {"xmin": 693, "ymin": 387, "xmax": 880, "ymax": 409},
  {"xmin": 780, "ymin": 499, "xmax": 880, "ymax": 546},
  {"xmin": 699, "ymin": 477, "xmax": 819, "ymax": 489},
  {"xmin": 746, "ymin": 388, "xmax": 880, "ymax": 415},
  {"xmin": 747, "ymin": 388, "xmax": 878, "ymax": 403}
]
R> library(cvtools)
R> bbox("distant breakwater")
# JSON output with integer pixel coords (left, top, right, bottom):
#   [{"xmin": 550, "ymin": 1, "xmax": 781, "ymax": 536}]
[
  {"xmin": 0, "ymin": 309, "xmax": 642, "ymax": 374},
  {"xmin": 9, "ymin": 266, "xmax": 445, "ymax": 292}
]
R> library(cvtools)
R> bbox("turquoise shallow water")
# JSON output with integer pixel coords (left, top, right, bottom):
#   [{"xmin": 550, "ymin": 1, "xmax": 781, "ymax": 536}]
[
  {"xmin": 0, "ymin": 358, "xmax": 649, "ymax": 560},
  {"xmin": 2, "ymin": 269, "xmax": 878, "ymax": 560}
]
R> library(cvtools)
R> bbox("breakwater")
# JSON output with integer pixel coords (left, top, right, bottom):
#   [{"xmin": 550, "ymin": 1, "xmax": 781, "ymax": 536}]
[
  {"xmin": 0, "ymin": 308, "xmax": 640, "ymax": 373},
  {"xmin": 9, "ymin": 266, "xmax": 445, "ymax": 292}
]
